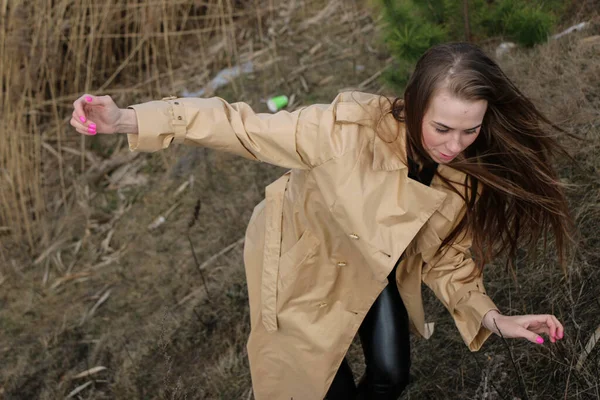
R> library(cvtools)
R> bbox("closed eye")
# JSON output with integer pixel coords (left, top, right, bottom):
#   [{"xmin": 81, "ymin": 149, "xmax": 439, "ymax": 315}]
[
  {"xmin": 435, "ymin": 127, "xmax": 478, "ymax": 134},
  {"xmin": 432, "ymin": 121, "xmax": 482, "ymax": 133}
]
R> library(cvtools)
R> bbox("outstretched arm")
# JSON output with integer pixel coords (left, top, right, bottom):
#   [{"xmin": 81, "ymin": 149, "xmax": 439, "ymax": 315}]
[{"xmin": 71, "ymin": 93, "xmax": 345, "ymax": 170}]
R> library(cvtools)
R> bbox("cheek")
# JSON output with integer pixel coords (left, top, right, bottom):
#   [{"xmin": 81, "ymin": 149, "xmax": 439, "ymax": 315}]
[
  {"xmin": 463, "ymin": 132, "xmax": 480, "ymax": 148},
  {"xmin": 421, "ymin": 126, "xmax": 443, "ymax": 148}
]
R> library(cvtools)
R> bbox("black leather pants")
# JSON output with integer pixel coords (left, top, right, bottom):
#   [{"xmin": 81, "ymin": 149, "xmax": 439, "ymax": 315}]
[{"xmin": 325, "ymin": 263, "xmax": 411, "ymax": 400}]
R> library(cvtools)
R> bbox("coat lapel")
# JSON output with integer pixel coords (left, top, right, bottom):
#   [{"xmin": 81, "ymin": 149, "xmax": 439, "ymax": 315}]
[
  {"xmin": 334, "ymin": 98, "xmax": 467, "ymax": 341},
  {"xmin": 334, "ymin": 101, "xmax": 448, "ymax": 277}
]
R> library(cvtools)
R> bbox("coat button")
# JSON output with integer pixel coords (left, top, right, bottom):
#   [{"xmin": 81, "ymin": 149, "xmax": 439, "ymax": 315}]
[
  {"xmin": 348, "ymin": 233, "xmax": 359, "ymax": 240},
  {"xmin": 336, "ymin": 261, "xmax": 347, "ymax": 267}
]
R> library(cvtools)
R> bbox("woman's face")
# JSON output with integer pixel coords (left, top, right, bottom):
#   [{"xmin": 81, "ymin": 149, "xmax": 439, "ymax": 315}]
[{"xmin": 421, "ymin": 89, "xmax": 488, "ymax": 164}]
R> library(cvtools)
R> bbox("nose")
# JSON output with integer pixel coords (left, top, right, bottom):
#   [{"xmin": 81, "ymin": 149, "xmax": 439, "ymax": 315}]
[{"xmin": 446, "ymin": 135, "xmax": 462, "ymax": 154}]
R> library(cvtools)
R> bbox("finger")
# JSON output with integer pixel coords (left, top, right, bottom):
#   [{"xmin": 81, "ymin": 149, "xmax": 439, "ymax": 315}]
[
  {"xmin": 549, "ymin": 316, "xmax": 557, "ymax": 342},
  {"xmin": 539, "ymin": 314, "xmax": 559, "ymax": 342},
  {"xmin": 72, "ymin": 94, "xmax": 95, "ymax": 123},
  {"xmin": 70, "ymin": 116, "xmax": 88, "ymax": 135},
  {"xmin": 70, "ymin": 113, "xmax": 85, "ymax": 130},
  {"xmin": 70, "ymin": 112, "xmax": 86, "ymax": 130},
  {"xmin": 529, "ymin": 324, "xmax": 552, "ymax": 338},
  {"xmin": 552, "ymin": 315, "xmax": 564, "ymax": 339},
  {"xmin": 71, "ymin": 111, "xmax": 97, "ymax": 132},
  {"xmin": 548, "ymin": 315, "xmax": 558, "ymax": 342},
  {"xmin": 516, "ymin": 326, "xmax": 544, "ymax": 345},
  {"xmin": 70, "ymin": 116, "xmax": 96, "ymax": 136},
  {"xmin": 519, "ymin": 314, "xmax": 557, "ymax": 342},
  {"xmin": 70, "ymin": 112, "xmax": 96, "ymax": 133}
]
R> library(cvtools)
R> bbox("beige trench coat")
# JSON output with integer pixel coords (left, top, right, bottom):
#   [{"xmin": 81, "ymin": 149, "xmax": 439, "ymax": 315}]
[{"xmin": 128, "ymin": 91, "xmax": 499, "ymax": 399}]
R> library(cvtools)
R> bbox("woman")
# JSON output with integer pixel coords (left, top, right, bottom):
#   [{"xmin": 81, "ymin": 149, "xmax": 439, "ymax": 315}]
[{"xmin": 70, "ymin": 43, "xmax": 571, "ymax": 399}]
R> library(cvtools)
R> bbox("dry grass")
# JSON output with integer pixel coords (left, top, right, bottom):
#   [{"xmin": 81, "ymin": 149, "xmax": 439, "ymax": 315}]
[
  {"xmin": 0, "ymin": 0, "xmax": 282, "ymax": 252},
  {"xmin": 1, "ymin": 0, "xmax": 599, "ymax": 399}
]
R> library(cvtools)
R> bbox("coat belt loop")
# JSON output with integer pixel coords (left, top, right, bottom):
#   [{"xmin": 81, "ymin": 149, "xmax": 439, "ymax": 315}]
[
  {"xmin": 167, "ymin": 99, "xmax": 187, "ymax": 144},
  {"xmin": 448, "ymin": 281, "xmax": 481, "ymax": 314},
  {"xmin": 261, "ymin": 171, "xmax": 291, "ymax": 332}
]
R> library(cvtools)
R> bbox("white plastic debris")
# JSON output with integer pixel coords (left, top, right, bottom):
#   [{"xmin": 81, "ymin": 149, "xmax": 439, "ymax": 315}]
[
  {"xmin": 147, "ymin": 202, "xmax": 180, "ymax": 231},
  {"xmin": 147, "ymin": 215, "xmax": 166, "ymax": 230},
  {"xmin": 552, "ymin": 22, "xmax": 588, "ymax": 40},
  {"xmin": 183, "ymin": 61, "xmax": 254, "ymax": 97},
  {"xmin": 495, "ymin": 42, "xmax": 516, "ymax": 59}
]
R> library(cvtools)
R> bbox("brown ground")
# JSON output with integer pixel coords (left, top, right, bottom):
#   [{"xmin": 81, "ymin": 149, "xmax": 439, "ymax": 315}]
[{"xmin": 1, "ymin": 1, "xmax": 600, "ymax": 399}]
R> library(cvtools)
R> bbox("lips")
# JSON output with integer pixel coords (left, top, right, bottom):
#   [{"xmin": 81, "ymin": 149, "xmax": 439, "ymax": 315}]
[{"xmin": 439, "ymin": 152, "xmax": 457, "ymax": 160}]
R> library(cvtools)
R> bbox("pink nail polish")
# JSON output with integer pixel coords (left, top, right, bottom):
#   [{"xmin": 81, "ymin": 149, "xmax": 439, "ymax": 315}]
[
  {"xmin": 79, "ymin": 116, "xmax": 86, "ymax": 123},
  {"xmin": 88, "ymin": 127, "xmax": 96, "ymax": 134},
  {"xmin": 90, "ymin": 123, "xmax": 96, "ymax": 129},
  {"xmin": 85, "ymin": 96, "xmax": 93, "ymax": 102},
  {"xmin": 536, "ymin": 337, "xmax": 544, "ymax": 344}
]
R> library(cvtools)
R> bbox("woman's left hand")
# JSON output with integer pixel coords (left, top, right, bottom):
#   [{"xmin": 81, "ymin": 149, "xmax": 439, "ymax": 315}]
[{"xmin": 482, "ymin": 310, "xmax": 564, "ymax": 344}]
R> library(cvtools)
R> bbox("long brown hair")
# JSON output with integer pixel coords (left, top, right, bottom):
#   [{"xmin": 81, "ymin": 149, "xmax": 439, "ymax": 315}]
[{"xmin": 389, "ymin": 42, "xmax": 575, "ymax": 278}]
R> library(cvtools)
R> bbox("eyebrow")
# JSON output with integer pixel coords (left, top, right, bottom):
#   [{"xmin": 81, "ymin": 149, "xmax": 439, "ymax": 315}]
[{"xmin": 433, "ymin": 121, "xmax": 482, "ymax": 131}]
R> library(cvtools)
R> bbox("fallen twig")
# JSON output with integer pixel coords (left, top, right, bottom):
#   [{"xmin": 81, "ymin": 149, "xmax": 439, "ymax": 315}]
[
  {"xmin": 576, "ymin": 324, "xmax": 600, "ymax": 371},
  {"xmin": 187, "ymin": 233, "xmax": 211, "ymax": 301},
  {"xmin": 357, "ymin": 58, "xmax": 393, "ymax": 90},
  {"xmin": 83, "ymin": 150, "xmax": 141, "ymax": 185},
  {"xmin": 198, "ymin": 237, "xmax": 245, "ymax": 271},
  {"xmin": 66, "ymin": 381, "xmax": 93, "ymax": 398},
  {"xmin": 178, "ymin": 237, "xmax": 245, "ymax": 306},
  {"xmin": 72, "ymin": 366, "xmax": 107, "ymax": 380},
  {"xmin": 80, "ymin": 288, "xmax": 112, "ymax": 325},
  {"xmin": 493, "ymin": 318, "xmax": 529, "ymax": 400},
  {"xmin": 34, "ymin": 237, "xmax": 69, "ymax": 266},
  {"xmin": 50, "ymin": 272, "xmax": 93, "ymax": 290},
  {"xmin": 469, "ymin": 350, "xmax": 509, "ymax": 400}
]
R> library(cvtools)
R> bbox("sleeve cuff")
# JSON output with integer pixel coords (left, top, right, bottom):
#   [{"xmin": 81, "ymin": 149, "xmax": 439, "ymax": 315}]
[
  {"xmin": 127, "ymin": 101, "xmax": 177, "ymax": 152},
  {"xmin": 453, "ymin": 290, "xmax": 499, "ymax": 351}
]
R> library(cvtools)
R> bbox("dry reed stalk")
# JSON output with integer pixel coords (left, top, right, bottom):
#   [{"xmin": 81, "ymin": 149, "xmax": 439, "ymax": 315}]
[
  {"xmin": 576, "ymin": 324, "xmax": 600, "ymax": 371},
  {"xmin": 1, "ymin": 0, "xmax": 270, "ymax": 258},
  {"xmin": 71, "ymin": 366, "xmax": 107, "ymax": 380}
]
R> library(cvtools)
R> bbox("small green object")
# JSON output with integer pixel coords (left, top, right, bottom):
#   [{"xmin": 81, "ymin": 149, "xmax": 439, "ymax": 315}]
[{"xmin": 267, "ymin": 95, "xmax": 288, "ymax": 112}]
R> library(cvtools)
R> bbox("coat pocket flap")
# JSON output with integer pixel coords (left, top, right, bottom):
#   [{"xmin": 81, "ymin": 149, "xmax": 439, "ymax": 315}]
[{"xmin": 277, "ymin": 229, "xmax": 320, "ymax": 290}]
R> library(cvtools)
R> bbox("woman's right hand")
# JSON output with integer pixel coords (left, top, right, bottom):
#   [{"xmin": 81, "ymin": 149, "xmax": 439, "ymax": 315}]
[{"xmin": 70, "ymin": 94, "xmax": 134, "ymax": 136}]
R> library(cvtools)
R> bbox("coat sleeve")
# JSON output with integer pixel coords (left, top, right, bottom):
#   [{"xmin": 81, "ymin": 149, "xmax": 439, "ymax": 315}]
[
  {"xmin": 126, "ymin": 94, "xmax": 345, "ymax": 169},
  {"xmin": 421, "ymin": 221, "xmax": 499, "ymax": 351}
]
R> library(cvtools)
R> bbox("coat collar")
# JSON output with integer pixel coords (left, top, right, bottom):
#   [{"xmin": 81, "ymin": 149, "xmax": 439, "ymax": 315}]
[
  {"xmin": 334, "ymin": 100, "xmax": 465, "ymax": 182},
  {"xmin": 335, "ymin": 101, "xmax": 407, "ymax": 171}
]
